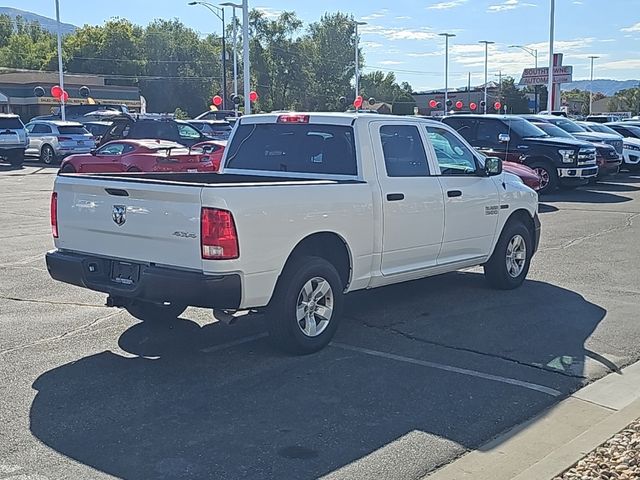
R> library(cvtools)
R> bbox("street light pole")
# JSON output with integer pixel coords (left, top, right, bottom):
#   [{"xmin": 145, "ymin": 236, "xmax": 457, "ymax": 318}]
[
  {"xmin": 510, "ymin": 45, "xmax": 539, "ymax": 111},
  {"xmin": 220, "ymin": 2, "xmax": 242, "ymax": 113},
  {"xmin": 354, "ymin": 21, "xmax": 367, "ymax": 100},
  {"xmin": 479, "ymin": 40, "xmax": 494, "ymax": 114},
  {"xmin": 54, "ymin": 0, "xmax": 65, "ymax": 121},
  {"xmin": 188, "ymin": 1, "xmax": 228, "ymax": 110},
  {"xmin": 242, "ymin": 0, "xmax": 250, "ymax": 114},
  {"xmin": 588, "ymin": 55, "xmax": 599, "ymax": 115},
  {"xmin": 439, "ymin": 33, "xmax": 455, "ymax": 112},
  {"xmin": 547, "ymin": 0, "xmax": 555, "ymax": 112}
]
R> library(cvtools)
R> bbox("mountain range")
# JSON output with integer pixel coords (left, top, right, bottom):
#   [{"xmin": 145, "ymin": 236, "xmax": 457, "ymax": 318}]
[
  {"xmin": 0, "ymin": 7, "xmax": 77, "ymax": 35},
  {"xmin": 561, "ymin": 79, "xmax": 639, "ymax": 96}
]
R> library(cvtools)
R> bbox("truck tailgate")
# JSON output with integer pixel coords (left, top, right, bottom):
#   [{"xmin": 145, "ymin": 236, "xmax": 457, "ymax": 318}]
[{"xmin": 54, "ymin": 176, "xmax": 204, "ymax": 271}]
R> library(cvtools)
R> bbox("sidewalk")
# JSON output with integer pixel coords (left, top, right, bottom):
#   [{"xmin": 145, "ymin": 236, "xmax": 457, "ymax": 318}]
[{"xmin": 425, "ymin": 360, "xmax": 640, "ymax": 480}]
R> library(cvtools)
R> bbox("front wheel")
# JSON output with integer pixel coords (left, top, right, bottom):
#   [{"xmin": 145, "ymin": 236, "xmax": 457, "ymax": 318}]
[
  {"xmin": 484, "ymin": 220, "xmax": 533, "ymax": 290},
  {"xmin": 40, "ymin": 145, "xmax": 56, "ymax": 165},
  {"xmin": 529, "ymin": 162, "xmax": 558, "ymax": 195},
  {"xmin": 125, "ymin": 301, "xmax": 186, "ymax": 322},
  {"xmin": 267, "ymin": 256, "xmax": 344, "ymax": 355}
]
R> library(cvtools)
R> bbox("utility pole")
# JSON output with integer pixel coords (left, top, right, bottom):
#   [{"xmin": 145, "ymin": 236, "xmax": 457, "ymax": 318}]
[
  {"xmin": 588, "ymin": 55, "xmax": 599, "ymax": 115},
  {"xmin": 439, "ymin": 33, "xmax": 456, "ymax": 111},
  {"xmin": 547, "ymin": 0, "xmax": 555, "ymax": 112},
  {"xmin": 242, "ymin": 0, "xmax": 250, "ymax": 114},
  {"xmin": 220, "ymin": 2, "xmax": 242, "ymax": 113},
  {"xmin": 479, "ymin": 40, "xmax": 494, "ymax": 114},
  {"xmin": 509, "ymin": 45, "xmax": 538, "ymax": 112},
  {"xmin": 354, "ymin": 21, "xmax": 367, "ymax": 100},
  {"xmin": 55, "ymin": 0, "xmax": 65, "ymax": 120}
]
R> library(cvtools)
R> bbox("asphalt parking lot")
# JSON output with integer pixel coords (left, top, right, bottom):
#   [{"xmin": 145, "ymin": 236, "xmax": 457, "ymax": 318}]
[{"xmin": 1, "ymin": 162, "xmax": 640, "ymax": 480}]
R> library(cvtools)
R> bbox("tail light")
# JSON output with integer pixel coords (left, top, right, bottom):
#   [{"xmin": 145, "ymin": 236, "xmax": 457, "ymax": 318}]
[
  {"xmin": 201, "ymin": 208, "xmax": 239, "ymax": 260},
  {"xmin": 57, "ymin": 136, "xmax": 72, "ymax": 142},
  {"xmin": 51, "ymin": 192, "xmax": 58, "ymax": 238},
  {"xmin": 211, "ymin": 156, "xmax": 222, "ymax": 172},
  {"xmin": 277, "ymin": 114, "xmax": 309, "ymax": 124}
]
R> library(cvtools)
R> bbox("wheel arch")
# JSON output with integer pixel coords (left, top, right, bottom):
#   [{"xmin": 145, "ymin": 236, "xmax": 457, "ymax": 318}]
[{"xmin": 280, "ymin": 231, "xmax": 353, "ymax": 292}]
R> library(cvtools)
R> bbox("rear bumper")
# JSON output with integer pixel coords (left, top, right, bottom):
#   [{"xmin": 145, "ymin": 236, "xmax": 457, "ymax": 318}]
[{"xmin": 46, "ymin": 250, "xmax": 241, "ymax": 309}]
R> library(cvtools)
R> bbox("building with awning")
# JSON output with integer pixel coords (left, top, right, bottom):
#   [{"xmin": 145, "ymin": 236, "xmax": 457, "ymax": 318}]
[{"xmin": 0, "ymin": 69, "xmax": 141, "ymax": 121}]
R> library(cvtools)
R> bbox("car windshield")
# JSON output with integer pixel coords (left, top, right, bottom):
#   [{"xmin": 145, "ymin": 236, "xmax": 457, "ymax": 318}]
[
  {"xmin": 507, "ymin": 118, "xmax": 549, "ymax": 138},
  {"xmin": 58, "ymin": 125, "xmax": 89, "ymax": 135},
  {"xmin": 586, "ymin": 124, "xmax": 620, "ymax": 135},
  {"xmin": 533, "ymin": 122, "xmax": 574, "ymax": 139},
  {"xmin": 550, "ymin": 118, "xmax": 587, "ymax": 133}
]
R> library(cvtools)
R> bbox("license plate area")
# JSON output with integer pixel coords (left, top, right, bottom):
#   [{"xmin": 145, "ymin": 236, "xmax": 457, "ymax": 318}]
[{"xmin": 110, "ymin": 261, "xmax": 140, "ymax": 285}]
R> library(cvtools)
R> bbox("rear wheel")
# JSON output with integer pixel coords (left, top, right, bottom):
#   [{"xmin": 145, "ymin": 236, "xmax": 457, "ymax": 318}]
[
  {"xmin": 125, "ymin": 301, "xmax": 186, "ymax": 322},
  {"xmin": 484, "ymin": 220, "xmax": 533, "ymax": 290},
  {"xmin": 40, "ymin": 145, "xmax": 56, "ymax": 165},
  {"xmin": 267, "ymin": 256, "xmax": 344, "ymax": 355},
  {"xmin": 529, "ymin": 161, "xmax": 558, "ymax": 195}
]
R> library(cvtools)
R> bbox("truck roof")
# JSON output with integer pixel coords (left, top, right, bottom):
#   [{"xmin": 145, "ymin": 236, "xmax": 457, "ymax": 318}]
[{"xmin": 240, "ymin": 112, "xmax": 444, "ymax": 127}]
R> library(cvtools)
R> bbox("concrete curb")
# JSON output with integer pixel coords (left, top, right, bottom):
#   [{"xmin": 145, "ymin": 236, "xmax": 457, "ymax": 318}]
[{"xmin": 424, "ymin": 360, "xmax": 640, "ymax": 480}]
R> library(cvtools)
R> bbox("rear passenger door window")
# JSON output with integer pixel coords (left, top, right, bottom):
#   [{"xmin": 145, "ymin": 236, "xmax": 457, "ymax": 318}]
[{"xmin": 380, "ymin": 125, "xmax": 430, "ymax": 177}]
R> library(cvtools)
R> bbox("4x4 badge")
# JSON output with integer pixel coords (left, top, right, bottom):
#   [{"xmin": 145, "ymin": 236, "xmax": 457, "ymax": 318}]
[{"xmin": 112, "ymin": 205, "xmax": 126, "ymax": 226}]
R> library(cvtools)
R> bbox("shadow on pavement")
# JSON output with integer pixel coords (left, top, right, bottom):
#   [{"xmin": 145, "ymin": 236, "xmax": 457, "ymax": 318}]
[
  {"xmin": 539, "ymin": 203, "xmax": 559, "ymax": 214},
  {"xmin": 30, "ymin": 273, "xmax": 607, "ymax": 480},
  {"xmin": 543, "ymin": 187, "xmax": 632, "ymax": 204}
]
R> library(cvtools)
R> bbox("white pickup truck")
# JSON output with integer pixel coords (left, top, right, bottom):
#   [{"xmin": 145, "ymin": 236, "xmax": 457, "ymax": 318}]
[{"xmin": 47, "ymin": 113, "xmax": 540, "ymax": 354}]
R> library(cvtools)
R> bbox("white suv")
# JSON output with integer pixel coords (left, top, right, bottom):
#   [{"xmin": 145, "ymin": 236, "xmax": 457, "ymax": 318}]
[
  {"xmin": 25, "ymin": 120, "xmax": 95, "ymax": 165},
  {"xmin": 0, "ymin": 114, "xmax": 28, "ymax": 167}
]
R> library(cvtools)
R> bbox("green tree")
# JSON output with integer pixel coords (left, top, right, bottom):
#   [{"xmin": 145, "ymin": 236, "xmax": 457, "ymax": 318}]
[
  {"xmin": 360, "ymin": 71, "xmax": 415, "ymax": 114},
  {"xmin": 610, "ymin": 87, "xmax": 640, "ymax": 115},
  {"xmin": 497, "ymin": 77, "xmax": 530, "ymax": 114}
]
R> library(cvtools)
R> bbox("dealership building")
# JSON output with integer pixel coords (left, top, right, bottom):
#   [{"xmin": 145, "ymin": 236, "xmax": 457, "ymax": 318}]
[{"xmin": 0, "ymin": 69, "xmax": 141, "ymax": 121}]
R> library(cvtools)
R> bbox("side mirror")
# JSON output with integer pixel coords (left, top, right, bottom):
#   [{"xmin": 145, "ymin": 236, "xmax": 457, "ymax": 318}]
[
  {"xmin": 498, "ymin": 133, "xmax": 511, "ymax": 143},
  {"xmin": 485, "ymin": 156, "xmax": 503, "ymax": 176},
  {"xmin": 90, "ymin": 149, "xmax": 97, "ymax": 156}
]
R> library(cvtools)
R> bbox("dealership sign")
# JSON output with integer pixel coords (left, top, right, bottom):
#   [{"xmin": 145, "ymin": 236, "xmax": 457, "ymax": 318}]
[{"xmin": 519, "ymin": 66, "xmax": 573, "ymax": 86}]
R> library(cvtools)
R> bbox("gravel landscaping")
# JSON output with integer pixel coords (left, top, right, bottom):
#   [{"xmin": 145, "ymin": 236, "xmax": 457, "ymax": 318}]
[{"xmin": 554, "ymin": 419, "xmax": 640, "ymax": 480}]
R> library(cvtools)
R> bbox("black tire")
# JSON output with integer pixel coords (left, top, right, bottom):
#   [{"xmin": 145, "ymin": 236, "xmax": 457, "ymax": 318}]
[
  {"xmin": 529, "ymin": 161, "xmax": 558, "ymax": 195},
  {"xmin": 127, "ymin": 166, "xmax": 141, "ymax": 172},
  {"xmin": 267, "ymin": 256, "xmax": 344, "ymax": 355},
  {"xmin": 8, "ymin": 150, "xmax": 24, "ymax": 167},
  {"xmin": 125, "ymin": 301, "xmax": 186, "ymax": 322},
  {"xmin": 40, "ymin": 145, "xmax": 57, "ymax": 165},
  {"xmin": 483, "ymin": 220, "xmax": 533, "ymax": 290},
  {"xmin": 59, "ymin": 164, "xmax": 76, "ymax": 173}
]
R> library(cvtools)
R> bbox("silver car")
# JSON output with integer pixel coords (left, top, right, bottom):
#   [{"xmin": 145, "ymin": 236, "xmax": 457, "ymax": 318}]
[{"xmin": 25, "ymin": 120, "xmax": 96, "ymax": 165}]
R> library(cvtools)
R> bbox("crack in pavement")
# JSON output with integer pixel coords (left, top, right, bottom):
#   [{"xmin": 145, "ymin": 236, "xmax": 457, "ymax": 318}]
[
  {"xmin": 546, "ymin": 213, "xmax": 639, "ymax": 251},
  {"xmin": 0, "ymin": 310, "xmax": 122, "ymax": 356},
  {"xmin": 348, "ymin": 315, "xmax": 587, "ymax": 379},
  {"xmin": 0, "ymin": 295, "xmax": 107, "ymax": 309}
]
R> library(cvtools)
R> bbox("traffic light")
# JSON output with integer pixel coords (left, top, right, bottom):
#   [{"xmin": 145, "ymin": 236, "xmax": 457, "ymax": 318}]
[{"xmin": 446, "ymin": 99, "xmax": 453, "ymax": 108}]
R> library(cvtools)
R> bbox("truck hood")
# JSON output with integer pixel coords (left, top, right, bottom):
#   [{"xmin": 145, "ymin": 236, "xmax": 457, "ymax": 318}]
[
  {"xmin": 571, "ymin": 132, "xmax": 622, "ymax": 143},
  {"xmin": 521, "ymin": 136, "xmax": 593, "ymax": 150}
]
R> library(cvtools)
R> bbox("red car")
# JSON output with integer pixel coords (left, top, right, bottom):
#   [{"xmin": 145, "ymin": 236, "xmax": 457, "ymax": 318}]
[
  {"xmin": 59, "ymin": 139, "xmax": 226, "ymax": 173},
  {"xmin": 503, "ymin": 161, "xmax": 541, "ymax": 191}
]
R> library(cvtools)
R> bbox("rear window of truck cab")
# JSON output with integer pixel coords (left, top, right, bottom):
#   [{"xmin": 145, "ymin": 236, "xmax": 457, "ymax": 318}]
[{"xmin": 225, "ymin": 123, "xmax": 357, "ymax": 176}]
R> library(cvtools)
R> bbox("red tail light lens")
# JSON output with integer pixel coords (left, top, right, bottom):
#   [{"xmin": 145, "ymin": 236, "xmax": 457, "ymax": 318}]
[
  {"xmin": 277, "ymin": 114, "xmax": 309, "ymax": 124},
  {"xmin": 201, "ymin": 208, "xmax": 239, "ymax": 260},
  {"xmin": 51, "ymin": 192, "xmax": 58, "ymax": 238},
  {"xmin": 211, "ymin": 156, "xmax": 222, "ymax": 172}
]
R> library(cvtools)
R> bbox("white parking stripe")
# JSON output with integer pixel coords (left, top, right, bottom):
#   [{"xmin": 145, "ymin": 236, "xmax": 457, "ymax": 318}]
[
  {"xmin": 331, "ymin": 342, "xmax": 562, "ymax": 397},
  {"xmin": 200, "ymin": 333, "xmax": 268, "ymax": 353}
]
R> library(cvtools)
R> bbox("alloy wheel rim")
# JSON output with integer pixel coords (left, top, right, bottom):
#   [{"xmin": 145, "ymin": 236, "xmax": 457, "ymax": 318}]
[
  {"xmin": 296, "ymin": 276, "xmax": 334, "ymax": 338},
  {"xmin": 533, "ymin": 167, "xmax": 550, "ymax": 189},
  {"xmin": 42, "ymin": 147, "xmax": 53, "ymax": 164},
  {"xmin": 506, "ymin": 234, "xmax": 527, "ymax": 278}
]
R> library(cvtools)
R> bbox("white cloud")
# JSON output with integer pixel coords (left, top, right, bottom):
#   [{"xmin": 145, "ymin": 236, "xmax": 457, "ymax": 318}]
[
  {"xmin": 360, "ymin": 24, "xmax": 437, "ymax": 41},
  {"xmin": 488, "ymin": 0, "xmax": 536, "ymax": 12},
  {"xmin": 573, "ymin": 1, "xmax": 583, "ymax": 4},
  {"xmin": 362, "ymin": 41, "xmax": 384, "ymax": 49},
  {"xmin": 255, "ymin": 7, "xmax": 282, "ymax": 19},
  {"xmin": 361, "ymin": 10, "xmax": 389, "ymax": 21},
  {"xmin": 378, "ymin": 60, "xmax": 404, "ymax": 65},
  {"xmin": 599, "ymin": 59, "xmax": 640, "ymax": 70},
  {"xmin": 621, "ymin": 22, "xmax": 640, "ymax": 33},
  {"xmin": 395, "ymin": 16, "xmax": 412, "ymax": 20},
  {"xmin": 427, "ymin": 0, "xmax": 468, "ymax": 9},
  {"xmin": 407, "ymin": 51, "xmax": 442, "ymax": 57}
]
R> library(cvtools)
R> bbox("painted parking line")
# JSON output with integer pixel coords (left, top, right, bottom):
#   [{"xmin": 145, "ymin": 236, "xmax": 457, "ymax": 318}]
[
  {"xmin": 331, "ymin": 342, "xmax": 562, "ymax": 397},
  {"xmin": 200, "ymin": 333, "xmax": 268, "ymax": 353}
]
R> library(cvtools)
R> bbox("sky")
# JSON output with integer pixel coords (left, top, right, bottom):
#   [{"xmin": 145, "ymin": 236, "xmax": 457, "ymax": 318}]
[{"xmin": 5, "ymin": 0, "xmax": 640, "ymax": 91}]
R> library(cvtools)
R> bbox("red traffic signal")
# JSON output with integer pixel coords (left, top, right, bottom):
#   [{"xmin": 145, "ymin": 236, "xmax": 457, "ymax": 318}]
[
  {"xmin": 212, "ymin": 95, "xmax": 223, "ymax": 106},
  {"xmin": 249, "ymin": 91, "xmax": 259, "ymax": 102},
  {"xmin": 429, "ymin": 99, "xmax": 437, "ymax": 108},
  {"xmin": 494, "ymin": 101, "xmax": 502, "ymax": 111},
  {"xmin": 60, "ymin": 90, "xmax": 69, "ymax": 102},
  {"xmin": 470, "ymin": 102, "xmax": 477, "ymax": 111},
  {"xmin": 51, "ymin": 85, "xmax": 62, "ymax": 98},
  {"xmin": 353, "ymin": 95, "xmax": 364, "ymax": 108},
  {"xmin": 455, "ymin": 101, "xmax": 463, "ymax": 110}
]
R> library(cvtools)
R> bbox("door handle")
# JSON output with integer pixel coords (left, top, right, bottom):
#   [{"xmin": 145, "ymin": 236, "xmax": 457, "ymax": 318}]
[
  {"xmin": 447, "ymin": 190, "xmax": 463, "ymax": 198},
  {"xmin": 386, "ymin": 193, "xmax": 405, "ymax": 201}
]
